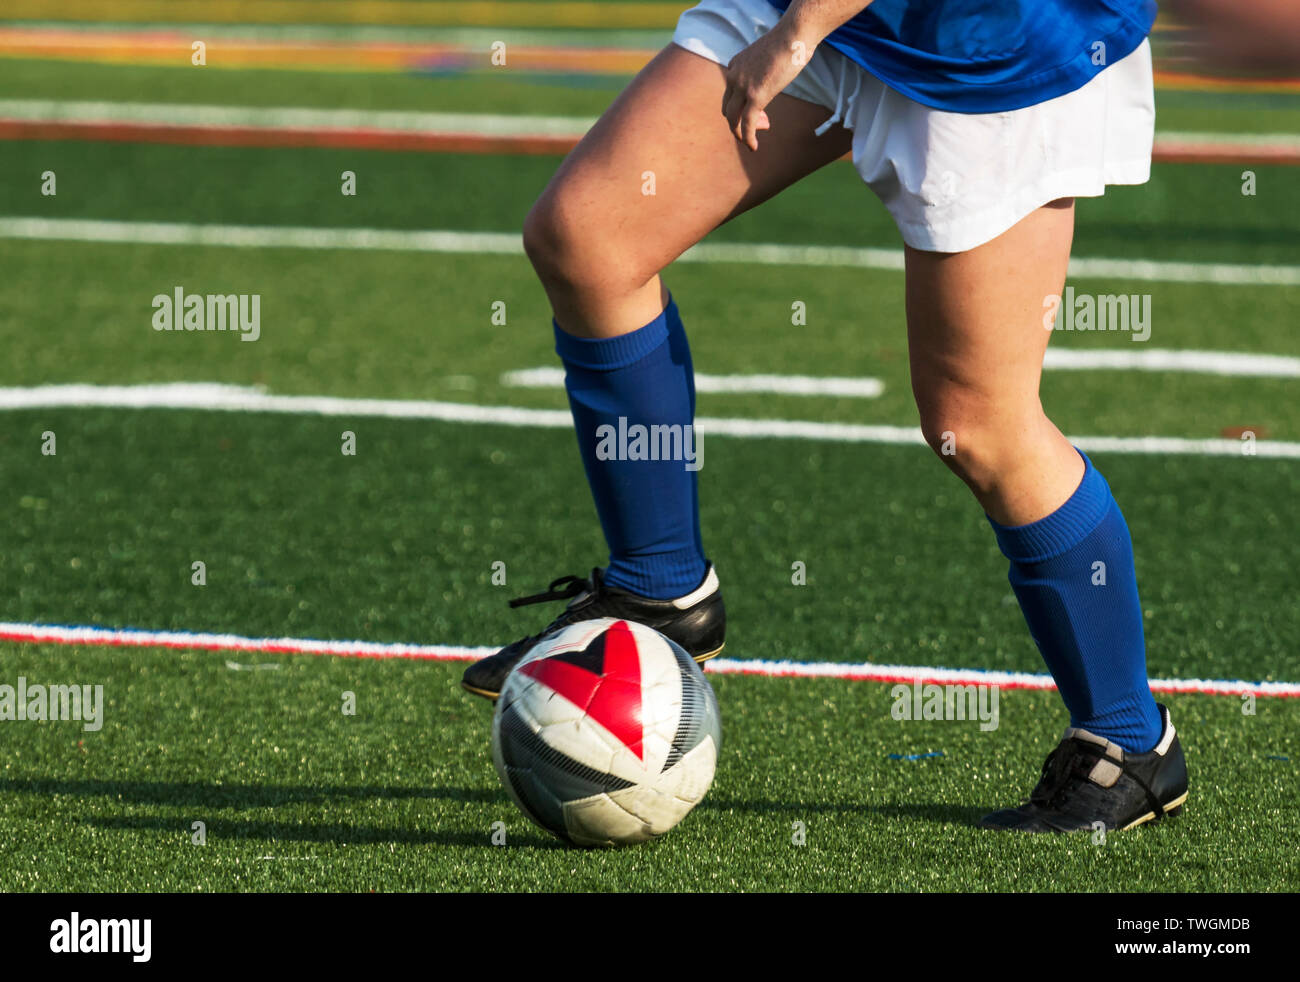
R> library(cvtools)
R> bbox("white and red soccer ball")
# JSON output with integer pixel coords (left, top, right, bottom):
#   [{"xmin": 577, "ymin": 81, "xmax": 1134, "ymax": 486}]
[{"xmin": 491, "ymin": 618, "xmax": 722, "ymax": 847}]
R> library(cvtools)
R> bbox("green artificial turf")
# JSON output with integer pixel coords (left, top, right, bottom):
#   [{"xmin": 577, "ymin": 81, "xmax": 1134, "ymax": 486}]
[
  {"xmin": 0, "ymin": 642, "xmax": 1295, "ymax": 891},
  {"xmin": 1, "ymin": 17, "xmax": 1297, "ymax": 894}
]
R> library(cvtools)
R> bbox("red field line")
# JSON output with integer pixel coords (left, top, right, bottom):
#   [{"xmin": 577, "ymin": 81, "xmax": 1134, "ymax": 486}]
[
  {"xmin": 1150, "ymin": 141, "xmax": 1300, "ymax": 165},
  {"xmin": 4, "ymin": 118, "xmax": 1296, "ymax": 165},
  {"xmin": 0, "ymin": 119, "xmax": 576, "ymax": 155}
]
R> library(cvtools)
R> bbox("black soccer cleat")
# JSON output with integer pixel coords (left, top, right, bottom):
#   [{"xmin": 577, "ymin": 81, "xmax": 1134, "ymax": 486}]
[
  {"xmin": 461, "ymin": 563, "xmax": 726, "ymax": 701},
  {"xmin": 980, "ymin": 703, "xmax": 1188, "ymax": 833}
]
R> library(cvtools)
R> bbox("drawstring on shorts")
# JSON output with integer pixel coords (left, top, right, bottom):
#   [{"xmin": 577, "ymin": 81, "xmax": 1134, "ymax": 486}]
[{"xmin": 813, "ymin": 57, "xmax": 865, "ymax": 137}]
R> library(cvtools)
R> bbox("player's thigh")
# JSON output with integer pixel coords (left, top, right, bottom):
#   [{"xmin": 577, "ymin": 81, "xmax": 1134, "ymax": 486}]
[
  {"xmin": 904, "ymin": 198, "xmax": 1076, "ymax": 419},
  {"xmin": 524, "ymin": 43, "xmax": 851, "ymax": 332}
]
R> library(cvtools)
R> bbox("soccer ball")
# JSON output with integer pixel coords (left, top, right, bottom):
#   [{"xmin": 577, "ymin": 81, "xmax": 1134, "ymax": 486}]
[{"xmin": 491, "ymin": 617, "xmax": 722, "ymax": 847}]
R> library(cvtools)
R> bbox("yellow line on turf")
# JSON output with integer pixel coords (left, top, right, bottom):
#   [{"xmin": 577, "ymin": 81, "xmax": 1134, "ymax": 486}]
[{"xmin": 2, "ymin": 1, "xmax": 684, "ymax": 29}]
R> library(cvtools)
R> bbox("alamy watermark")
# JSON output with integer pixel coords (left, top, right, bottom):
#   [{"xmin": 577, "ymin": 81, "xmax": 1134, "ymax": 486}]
[
  {"xmin": 50, "ymin": 912, "xmax": 150, "ymax": 962},
  {"xmin": 594, "ymin": 416, "xmax": 702, "ymax": 471},
  {"xmin": 890, "ymin": 680, "xmax": 999, "ymax": 731},
  {"xmin": 1044, "ymin": 287, "xmax": 1151, "ymax": 342},
  {"xmin": 151, "ymin": 287, "xmax": 261, "ymax": 341},
  {"xmin": 0, "ymin": 677, "xmax": 104, "ymax": 731}
]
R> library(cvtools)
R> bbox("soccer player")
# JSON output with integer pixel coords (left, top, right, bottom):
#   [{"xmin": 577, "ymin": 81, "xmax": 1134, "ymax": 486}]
[{"xmin": 462, "ymin": 0, "xmax": 1189, "ymax": 833}]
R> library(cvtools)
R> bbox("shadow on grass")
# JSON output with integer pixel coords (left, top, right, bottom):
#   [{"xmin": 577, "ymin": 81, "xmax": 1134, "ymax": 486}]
[
  {"xmin": 0, "ymin": 776, "xmax": 500, "ymax": 809},
  {"xmin": 82, "ymin": 814, "xmax": 565, "ymax": 849},
  {"xmin": 6, "ymin": 778, "xmax": 989, "ymax": 836},
  {"xmin": 0, "ymin": 776, "xmax": 575, "ymax": 846},
  {"xmin": 703, "ymin": 796, "xmax": 988, "ymax": 827}
]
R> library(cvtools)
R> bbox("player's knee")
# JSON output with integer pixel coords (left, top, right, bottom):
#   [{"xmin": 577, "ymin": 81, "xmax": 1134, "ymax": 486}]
[
  {"xmin": 523, "ymin": 193, "xmax": 605, "ymax": 294},
  {"xmin": 523, "ymin": 188, "xmax": 654, "ymax": 301},
  {"xmin": 521, "ymin": 193, "xmax": 572, "ymax": 286},
  {"xmin": 921, "ymin": 423, "xmax": 1012, "ymax": 500},
  {"xmin": 915, "ymin": 389, "xmax": 1030, "ymax": 497}
]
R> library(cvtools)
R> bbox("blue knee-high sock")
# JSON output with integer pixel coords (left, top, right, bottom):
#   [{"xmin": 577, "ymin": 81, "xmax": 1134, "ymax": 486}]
[
  {"xmin": 554, "ymin": 295, "xmax": 707, "ymax": 600},
  {"xmin": 988, "ymin": 450, "xmax": 1162, "ymax": 753}
]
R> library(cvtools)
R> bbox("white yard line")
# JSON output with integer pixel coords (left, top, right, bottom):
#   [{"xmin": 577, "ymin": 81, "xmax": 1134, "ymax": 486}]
[
  {"xmin": 503, "ymin": 367, "xmax": 886, "ymax": 398},
  {"xmin": 1157, "ymin": 130, "xmax": 1300, "ymax": 151},
  {"xmin": 507, "ymin": 351, "xmax": 1300, "ymax": 395},
  {"xmin": 4, "ymin": 100, "xmax": 1297, "ymax": 152},
  {"xmin": 2, "ymin": 217, "xmax": 1298, "ymax": 287},
  {"xmin": 0, "ymin": 98, "xmax": 597, "ymax": 136},
  {"xmin": 1043, "ymin": 348, "xmax": 1300, "ymax": 377},
  {"xmin": 1, "ymin": 382, "xmax": 1295, "ymax": 458}
]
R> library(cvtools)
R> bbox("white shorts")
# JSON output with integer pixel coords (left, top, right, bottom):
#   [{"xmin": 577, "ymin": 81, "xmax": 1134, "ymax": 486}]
[{"xmin": 672, "ymin": 0, "xmax": 1155, "ymax": 253}]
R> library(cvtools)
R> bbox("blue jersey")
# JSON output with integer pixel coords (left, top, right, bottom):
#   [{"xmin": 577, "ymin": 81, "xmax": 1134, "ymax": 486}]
[{"xmin": 764, "ymin": 0, "xmax": 1157, "ymax": 113}]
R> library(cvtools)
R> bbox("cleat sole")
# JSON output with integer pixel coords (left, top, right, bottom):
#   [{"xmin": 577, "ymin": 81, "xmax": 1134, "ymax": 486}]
[
  {"xmin": 694, "ymin": 643, "xmax": 724, "ymax": 663},
  {"xmin": 460, "ymin": 680, "xmax": 501, "ymax": 702},
  {"xmin": 1121, "ymin": 791, "xmax": 1189, "ymax": 830}
]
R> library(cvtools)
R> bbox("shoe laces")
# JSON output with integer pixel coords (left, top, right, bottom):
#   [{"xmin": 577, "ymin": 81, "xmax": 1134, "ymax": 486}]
[
  {"xmin": 1029, "ymin": 739, "xmax": 1103, "ymax": 809},
  {"xmin": 507, "ymin": 573, "xmax": 592, "ymax": 609},
  {"xmin": 503, "ymin": 570, "xmax": 603, "ymax": 650}
]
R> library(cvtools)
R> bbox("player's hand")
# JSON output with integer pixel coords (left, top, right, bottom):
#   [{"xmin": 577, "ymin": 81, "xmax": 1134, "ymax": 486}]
[{"xmin": 721, "ymin": 20, "xmax": 816, "ymax": 152}]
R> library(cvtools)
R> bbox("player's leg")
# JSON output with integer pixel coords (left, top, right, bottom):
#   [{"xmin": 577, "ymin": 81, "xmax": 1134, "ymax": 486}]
[
  {"xmin": 906, "ymin": 199, "xmax": 1085, "ymax": 527},
  {"xmin": 462, "ymin": 40, "xmax": 852, "ymax": 699},
  {"xmin": 905, "ymin": 201, "xmax": 1186, "ymax": 830},
  {"xmin": 523, "ymin": 42, "xmax": 850, "ymax": 337},
  {"xmin": 907, "ymin": 199, "xmax": 1159, "ymax": 745}
]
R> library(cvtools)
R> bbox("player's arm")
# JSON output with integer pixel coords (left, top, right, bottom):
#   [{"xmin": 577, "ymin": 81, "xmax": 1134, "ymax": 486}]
[{"xmin": 721, "ymin": 0, "xmax": 876, "ymax": 150}]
